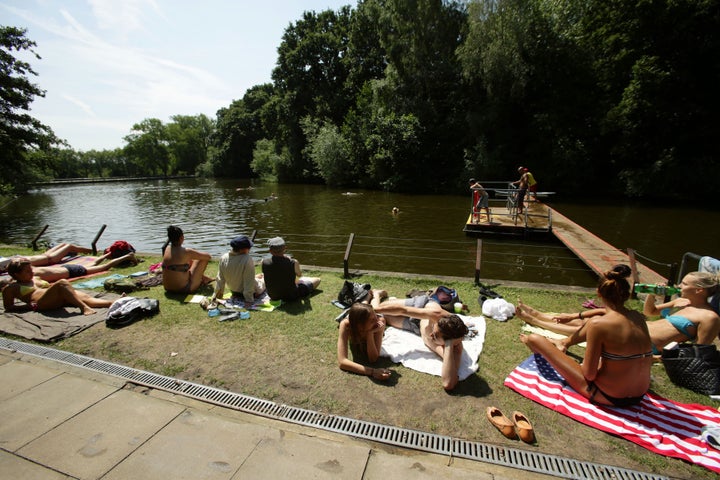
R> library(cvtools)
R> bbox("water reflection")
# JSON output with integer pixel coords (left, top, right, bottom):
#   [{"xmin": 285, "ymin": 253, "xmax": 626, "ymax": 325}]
[{"xmin": 1, "ymin": 178, "xmax": 717, "ymax": 288}]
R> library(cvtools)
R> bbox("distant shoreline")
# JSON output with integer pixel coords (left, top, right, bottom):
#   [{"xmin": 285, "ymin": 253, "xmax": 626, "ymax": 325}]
[{"xmin": 29, "ymin": 175, "xmax": 195, "ymax": 186}]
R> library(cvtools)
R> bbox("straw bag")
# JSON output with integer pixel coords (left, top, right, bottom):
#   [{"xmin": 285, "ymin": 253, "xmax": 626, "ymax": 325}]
[{"xmin": 661, "ymin": 344, "xmax": 720, "ymax": 395}]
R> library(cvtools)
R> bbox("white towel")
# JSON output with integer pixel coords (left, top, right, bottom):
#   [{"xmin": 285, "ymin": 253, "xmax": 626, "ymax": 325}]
[{"xmin": 380, "ymin": 315, "xmax": 486, "ymax": 380}]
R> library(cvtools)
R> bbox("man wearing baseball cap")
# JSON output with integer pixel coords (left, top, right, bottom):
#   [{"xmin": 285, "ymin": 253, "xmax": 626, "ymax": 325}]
[
  {"xmin": 262, "ymin": 237, "xmax": 321, "ymax": 301},
  {"xmin": 212, "ymin": 235, "xmax": 258, "ymax": 307}
]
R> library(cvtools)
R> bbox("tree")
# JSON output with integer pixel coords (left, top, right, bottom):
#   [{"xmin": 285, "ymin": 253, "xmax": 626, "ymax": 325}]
[
  {"xmin": 166, "ymin": 114, "xmax": 214, "ymax": 175},
  {"xmin": 123, "ymin": 118, "xmax": 170, "ymax": 176},
  {"xmin": 0, "ymin": 26, "xmax": 60, "ymax": 193}
]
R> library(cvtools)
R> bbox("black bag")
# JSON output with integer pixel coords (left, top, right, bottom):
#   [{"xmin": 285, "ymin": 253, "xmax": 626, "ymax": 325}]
[
  {"xmin": 661, "ymin": 344, "xmax": 720, "ymax": 395},
  {"xmin": 337, "ymin": 281, "xmax": 371, "ymax": 308},
  {"xmin": 427, "ymin": 285, "xmax": 460, "ymax": 313},
  {"xmin": 106, "ymin": 297, "xmax": 160, "ymax": 329}
]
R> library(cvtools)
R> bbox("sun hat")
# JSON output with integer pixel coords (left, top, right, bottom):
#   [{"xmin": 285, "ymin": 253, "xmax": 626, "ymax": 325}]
[{"xmin": 230, "ymin": 235, "xmax": 253, "ymax": 250}]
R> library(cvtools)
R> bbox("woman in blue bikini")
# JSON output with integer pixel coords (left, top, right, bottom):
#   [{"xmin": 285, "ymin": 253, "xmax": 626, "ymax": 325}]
[
  {"xmin": 162, "ymin": 225, "xmax": 212, "ymax": 294},
  {"xmin": 517, "ymin": 271, "xmax": 720, "ymax": 355},
  {"xmin": 520, "ymin": 265, "xmax": 653, "ymax": 407}
]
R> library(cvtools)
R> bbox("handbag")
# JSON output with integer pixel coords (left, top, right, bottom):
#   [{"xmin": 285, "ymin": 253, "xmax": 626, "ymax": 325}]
[
  {"xmin": 661, "ymin": 343, "xmax": 720, "ymax": 395},
  {"xmin": 337, "ymin": 281, "xmax": 371, "ymax": 308}
]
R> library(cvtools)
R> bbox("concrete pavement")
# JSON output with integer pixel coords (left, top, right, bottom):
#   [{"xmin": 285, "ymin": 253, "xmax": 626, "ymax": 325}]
[{"xmin": 0, "ymin": 348, "xmax": 565, "ymax": 480}]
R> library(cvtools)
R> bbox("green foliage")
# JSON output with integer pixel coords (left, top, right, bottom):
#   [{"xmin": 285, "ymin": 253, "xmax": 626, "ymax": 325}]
[{"xmin": 0, "ymin": 26, "xmax": 61, "ymax": 193}]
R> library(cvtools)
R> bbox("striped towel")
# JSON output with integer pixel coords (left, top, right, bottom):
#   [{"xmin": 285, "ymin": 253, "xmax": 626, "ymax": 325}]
[{"xmin": 505, "ymin": 354, "xmax": 720, "ymax": 474}]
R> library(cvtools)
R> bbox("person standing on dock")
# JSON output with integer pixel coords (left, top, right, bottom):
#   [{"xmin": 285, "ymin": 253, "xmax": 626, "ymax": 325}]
[
  {"xmin": 524, "ymin": 167, "xmax": 538, "ymax": 202},
  {"xmin": 469, "ymin": 178, "xmax": 492, "ymax": 224},
  {"xmin": 512, "ymin": 167, "xmax": 529, "ymax": 214}
]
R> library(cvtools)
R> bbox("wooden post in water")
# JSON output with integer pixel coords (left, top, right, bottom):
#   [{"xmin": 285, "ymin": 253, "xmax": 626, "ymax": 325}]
[
  {"xmin": 474, "ymin": 238, "xmax": 483, "ymax": 285},
  {"xmin": 250, "ymin": 230, "xmax": 257, "ymax": 242},
  {"xmin": 343, "ymin": 233, "xmax": 355, "ymax": 279},
  {"xmin": 91, "ymin": 224, "xmax": 107, "ymax": 255},
  {"xmin": 627, "ymin": 248, "xmax": 639, "ymax": 298},
  {"xmin": 31, "ymin": 225, "xmax": 49, "ymax": 250}
]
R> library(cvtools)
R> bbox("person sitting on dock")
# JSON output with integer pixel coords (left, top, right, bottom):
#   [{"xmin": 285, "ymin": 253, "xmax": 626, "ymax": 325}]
[
  {"xmin": 2, "ymin": 259, "xmax": 114, "ymax": 315},
  {"xmin": 469, "ymin": 178, "xmax": 491, "ymax": 224},
  {"xmin": 162, "ymin": 225, "xmax": 213, "ymax": 294},
  {"xmin": 371, "ymin": 293, "xmax": 469, "ymax": 391},
  {"xmin": 520, "ymin": 265, "xmax": 653, "ymax": 407},
  {"xmin": 517, "ymin": 271, "xmax": 720, "ymax": 356}
]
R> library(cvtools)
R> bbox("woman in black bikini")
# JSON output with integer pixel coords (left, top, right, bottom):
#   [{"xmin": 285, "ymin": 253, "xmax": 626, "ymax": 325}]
[
  {"xmin": 162, "ymin": 225, "xmax": 212, "ymax": 294},
  {"xmin": 520, "ymin": 265, "xmax": 653, "ymax": 407}
]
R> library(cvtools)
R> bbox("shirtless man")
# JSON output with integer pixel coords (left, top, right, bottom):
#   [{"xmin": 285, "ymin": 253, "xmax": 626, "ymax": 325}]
[
  {"xmin": 29, "ymin": 253, "xmax": 138, "ymax": 282},
  {"xmin": 373, "ymin": 293, "xmax": 468, "ymax": 391}
]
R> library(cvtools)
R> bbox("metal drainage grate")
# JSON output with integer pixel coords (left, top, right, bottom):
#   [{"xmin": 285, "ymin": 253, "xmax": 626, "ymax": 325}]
[{"xmin": 0, "ymin": 338, "xmax": 668, "ymax": 480}]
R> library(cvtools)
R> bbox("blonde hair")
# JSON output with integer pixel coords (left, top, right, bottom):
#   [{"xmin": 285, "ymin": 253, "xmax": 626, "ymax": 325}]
[{"xmin": 686, "ymin": 271, "xmax": 720, "ymax": 297}]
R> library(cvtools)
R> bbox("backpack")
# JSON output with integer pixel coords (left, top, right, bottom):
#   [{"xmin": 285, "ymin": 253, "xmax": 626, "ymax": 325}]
[
  {"xmin": 104, "ymin": 240, "xmax": 136, "ymax": 259},
  {"xmin": 106, "ymin": 296, "xmax": 159, "ymax": 328},
  {"xmin": 337, "ymin": 281, "xmax": 371, "ymax": 308},
  {"xmin": 104, "ymin": 276, "xmax": 146, "ymax": 293},
  {"xmin": 427, "ymin": 285, "xmax": 460, "ymax": 313}
]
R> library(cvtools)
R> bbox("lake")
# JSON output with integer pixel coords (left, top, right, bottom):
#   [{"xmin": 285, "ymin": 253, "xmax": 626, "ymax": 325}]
[{"xmin": 1, "ymin": 178, "xmax": 718, "ymax": 288}]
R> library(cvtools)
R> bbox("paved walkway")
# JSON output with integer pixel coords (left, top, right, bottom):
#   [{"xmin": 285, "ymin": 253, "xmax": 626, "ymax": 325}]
[{"xmin": 0, "ymin": 349, "xmax": 559, "ymax": 480}]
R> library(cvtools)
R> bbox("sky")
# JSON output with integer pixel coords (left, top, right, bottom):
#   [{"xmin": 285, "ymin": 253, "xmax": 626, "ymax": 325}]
[{"xmin": 2, "ymin": 0, "xmax": 352, "ymax": 151}]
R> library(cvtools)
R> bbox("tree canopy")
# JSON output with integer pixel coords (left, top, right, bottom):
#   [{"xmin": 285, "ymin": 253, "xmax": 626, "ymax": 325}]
[{"xmin": 5, "ymin": 1, "xmax": 720, "ymax": 201}]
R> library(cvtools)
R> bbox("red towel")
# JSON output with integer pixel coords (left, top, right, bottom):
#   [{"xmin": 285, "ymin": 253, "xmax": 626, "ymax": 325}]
[{"xmin": 505, "ymin": 354, "xmax": 720, "ymax": 474}]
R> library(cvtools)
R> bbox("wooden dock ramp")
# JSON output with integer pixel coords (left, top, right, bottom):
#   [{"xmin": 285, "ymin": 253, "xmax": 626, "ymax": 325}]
[{"xmin": 551, "ymin": 208, "xmax": 668, "ymax": 284}]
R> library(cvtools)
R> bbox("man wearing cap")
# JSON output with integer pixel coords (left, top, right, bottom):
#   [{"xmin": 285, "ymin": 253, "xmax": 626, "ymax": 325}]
[
  {"xmin": 262, "ymin": 237, "xmax": 321, "ymax": 301},
  {"xmin": 212, "ymin": 235, "xmax": 258, "ymax": 307}
]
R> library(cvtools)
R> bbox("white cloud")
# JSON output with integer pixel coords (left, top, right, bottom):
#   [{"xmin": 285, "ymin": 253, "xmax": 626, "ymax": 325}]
[{"xmin": 61, "ymin": 93, "xmax": 96, "ymax": 117}]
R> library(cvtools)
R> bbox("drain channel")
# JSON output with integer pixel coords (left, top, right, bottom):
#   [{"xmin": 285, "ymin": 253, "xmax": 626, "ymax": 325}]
[{"xmin": 0, "ymin": 338, "xmax": 668, "ymax": 480}]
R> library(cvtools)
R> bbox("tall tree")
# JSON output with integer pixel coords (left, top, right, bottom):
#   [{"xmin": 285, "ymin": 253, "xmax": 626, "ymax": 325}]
[
  {"xmin": 123, "ymin": 118, "xmax": 170, "ymax": 176},
  {"xmin": 166, "ymin": 114, "xmax": 214, "ymax": 175},
  {"xmin": 0, "ymin": 26, "xmax": 60, "ymax": 193},
  {"xmin": 271, "ymin": 7, "xmax": 353, "ymax": 181}
]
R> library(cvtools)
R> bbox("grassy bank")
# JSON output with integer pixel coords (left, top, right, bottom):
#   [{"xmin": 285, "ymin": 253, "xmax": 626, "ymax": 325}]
[{"xmin": 0, "ymin": 245, "xmax": 715, "ymax": 479}]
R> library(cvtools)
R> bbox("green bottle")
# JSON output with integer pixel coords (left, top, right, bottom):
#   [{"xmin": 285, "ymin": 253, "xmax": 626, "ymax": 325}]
[{"xmin": 633, "ymin": 283, "xmax": 681, "ymax": 296}]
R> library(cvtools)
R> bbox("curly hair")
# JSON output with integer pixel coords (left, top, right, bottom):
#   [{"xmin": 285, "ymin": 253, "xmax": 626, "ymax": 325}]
[
  {"xmin": 438, "ymin": 315, "xmax": 469, "ymax": 340},
  {"xmin": 597, "ymin": 264, "xmax": 632, "ymax": 309},
  {"xmin": 7, "ymin": 258, "xmax": 31, "ymax": 280}
]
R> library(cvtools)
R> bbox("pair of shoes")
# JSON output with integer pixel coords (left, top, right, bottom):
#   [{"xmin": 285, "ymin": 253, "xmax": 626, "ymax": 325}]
[{"xmin": 486, "ymin": 407, "xmax": 535, "ymax": 443}]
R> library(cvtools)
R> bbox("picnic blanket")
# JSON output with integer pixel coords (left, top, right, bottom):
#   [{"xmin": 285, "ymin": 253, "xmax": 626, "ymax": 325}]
[
  {"xmin": 380, "ymin": 315, "xmax": 486, "ymax": 381},
  {"xmin": 0, "ymin": 291, "xmax": 119, "ymax": 342},
  {"xmin": 505, "ymin": 353, "xmax": 720, "ymax": 474}
]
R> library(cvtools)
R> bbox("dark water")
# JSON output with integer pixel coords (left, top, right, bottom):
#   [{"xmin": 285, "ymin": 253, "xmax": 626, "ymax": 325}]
[{"xmin": 1, "ymin": 178, "xmax": 718, "ymax": 287}]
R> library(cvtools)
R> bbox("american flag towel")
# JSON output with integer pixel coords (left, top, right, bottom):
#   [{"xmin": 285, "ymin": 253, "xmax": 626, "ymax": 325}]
[{"xmin": 504, "ymin": 354, "xmax": 720, "ymax": 474}]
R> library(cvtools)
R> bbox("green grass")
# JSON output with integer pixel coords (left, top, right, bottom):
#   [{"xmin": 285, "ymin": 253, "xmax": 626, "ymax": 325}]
[{"xmin": 1, "ymin": 245, "xmax": 717, "ymax": 479}]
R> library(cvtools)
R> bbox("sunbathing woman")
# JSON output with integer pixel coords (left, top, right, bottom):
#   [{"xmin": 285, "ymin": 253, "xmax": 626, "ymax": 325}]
[
  {"xmin": 162, "ymin": 225, "xmax": 212, "ymax": 294},
  {"xmin": 0, "ymin": 244, "xmax": 96, "ymax": 272},
  {"xmin": 2, "ymin": 259, "xmax": 113, "ymax": 315},
  {"xmin": 337, "ymin": 290, "xmax": 393, "ymax": 381},
  {"xmin": 518, "ymin": 271, "xmax": 720, "ymax": 355},
  {"xmin": 520, "ymin": 265, "xmax": 653, "ymax": 407},
  {"xmin": 29, "ymin": 252, "xmax": 139, "ymax": 282}
]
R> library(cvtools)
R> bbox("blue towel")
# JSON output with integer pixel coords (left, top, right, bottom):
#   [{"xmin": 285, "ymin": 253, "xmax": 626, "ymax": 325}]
[{"xmin": 72, "ymin": 274, "xmax": 124, "ymax": 289}]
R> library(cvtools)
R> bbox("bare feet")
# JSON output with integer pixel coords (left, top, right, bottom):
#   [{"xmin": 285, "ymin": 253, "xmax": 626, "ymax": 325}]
[
  {"xmin": 515, "ymin": 301, "xmax": 540, "ymax": 326},
  {"xmin": 82, "ymin": 306, "xmax": 97, "ymax": 315},
  {"xmin": 548, "ymin": 337, "xmax": 568, "ymax": 353}
]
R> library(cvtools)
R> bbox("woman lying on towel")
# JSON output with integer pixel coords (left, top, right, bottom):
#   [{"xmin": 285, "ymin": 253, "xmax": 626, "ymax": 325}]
[
  {"xmin": 520, "ymin": 265, "xmax": 653, "ymax": 407},
  {"xmin": 517, "ymin": 271, "xmax": 720, "ymax": 356},
  {"xmin": 1, "ymin": 243, "xmax": 99, "ymax": 273},
  {"xmin": 337, "ymin": 290, "xmax": 393, "ymax": 381},
  {"xmin": 2, "ymin": 259, "xmax": 113, "ymax": 315},
  {"xmin": 28, "ymin": 252, "xmax": 139, "ymax": 282}
]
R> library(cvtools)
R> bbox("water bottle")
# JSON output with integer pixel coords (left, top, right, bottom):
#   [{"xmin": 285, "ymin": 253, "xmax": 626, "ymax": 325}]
[{"xmin": 633, "ymin": 283, "xmax": 681, "ymax": 296}]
